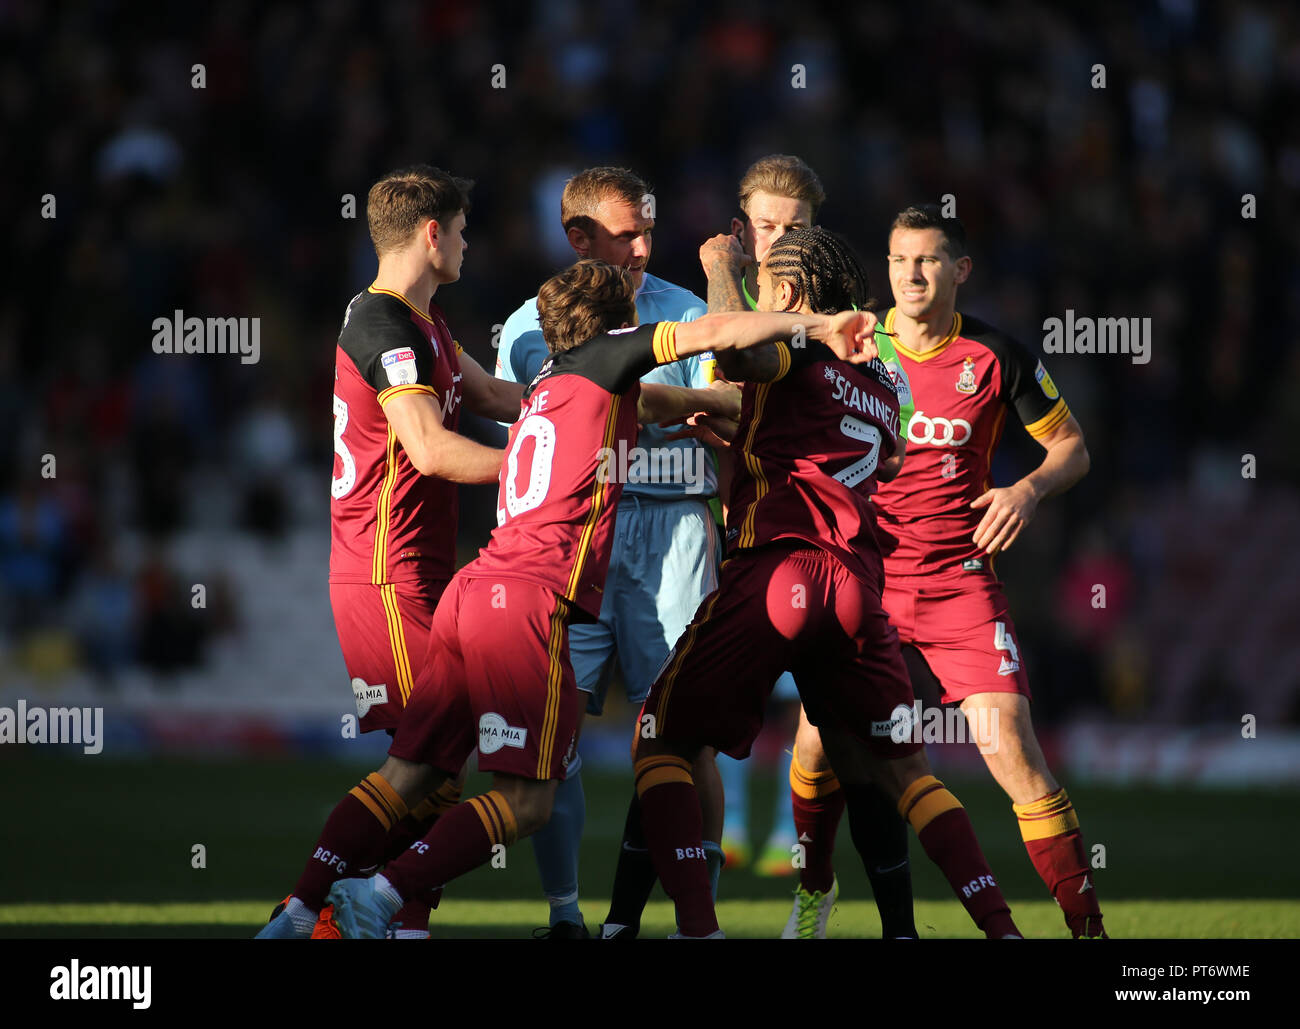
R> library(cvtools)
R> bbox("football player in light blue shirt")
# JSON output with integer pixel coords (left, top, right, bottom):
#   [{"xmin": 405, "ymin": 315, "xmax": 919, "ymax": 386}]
[{"xmin": 496, "ymin": 168, "xmax": 727, "ymax": 938}]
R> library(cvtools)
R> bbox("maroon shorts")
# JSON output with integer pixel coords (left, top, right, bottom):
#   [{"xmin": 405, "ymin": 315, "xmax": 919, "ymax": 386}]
[
  {"xmin": 882, "ymin": 576, "xmax": 1032, "ymax": 703},
  {"xmin": 389, "ymin": 576, "xmax": 579, "ymax": 781},
  {"xmin": 644, "ymin": 544, "xmax": 921, "ymax": 760},
  {"xmin": 330, "ymin": 579, "xmax": 447, "ymax": 733}
]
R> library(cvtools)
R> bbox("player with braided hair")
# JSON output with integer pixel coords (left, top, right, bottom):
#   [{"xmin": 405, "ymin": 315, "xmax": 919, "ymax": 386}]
[
  {"xmin": 734, "ymin": 230, "xmax": 922, "ymax": 940},
  {"xmin": 601, "ymin": 161, "xmax": 918, "ymax": 940},
  {"xmin": 696, "ymin": 168, "xmax": 920, "ymax": 940},
  {"xmin": 760, "ymin": 225, "xmax": 869, "ymax": 312},
  {"xmin": 631, "ymin": 225, "xmax": 1021, "ymax": 939}
]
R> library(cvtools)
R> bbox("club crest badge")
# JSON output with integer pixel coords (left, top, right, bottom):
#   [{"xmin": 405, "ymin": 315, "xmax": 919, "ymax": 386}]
[{"xmin": 955, "ymin": 355, "xmax": 978, "ymax": 394}]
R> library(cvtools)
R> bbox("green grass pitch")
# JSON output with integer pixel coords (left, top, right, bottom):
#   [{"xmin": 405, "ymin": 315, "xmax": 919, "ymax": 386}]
[{"xmin": 1, "ymin": 757, "xmax": 1297, "ymax": 938}]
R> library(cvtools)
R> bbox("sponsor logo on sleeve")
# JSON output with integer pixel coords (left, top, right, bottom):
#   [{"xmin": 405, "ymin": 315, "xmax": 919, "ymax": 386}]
[
  {"xmin": 1035, "ymin": 361, "xmax": 1060, "ymax": 400},
  {"xmin": 381, "ymin": 347, "xmax": 419, "ymax": 386}
]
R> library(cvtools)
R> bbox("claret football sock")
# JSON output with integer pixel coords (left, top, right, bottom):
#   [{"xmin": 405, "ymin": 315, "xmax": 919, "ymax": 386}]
[
  {"xmin": 634, "ymin": 755, "xmax": 718, "ymax": 938},
  {"xmin": 293, "ymin": 771, "xmax": 409, "ymax": 911},
  {"xmin": 603, "ymin": 792, "xmax": 658, "ymax": 935},
  {"xmin": 843, "ymin": 782, "xmax": 917, "ymax": 938},
  {"xmin": 1014, "ymin": 788, "xmax": 1105, "ymax": 937},
  {"xmin": 383, "ymin": 790, "xmax": 518, "ymax": 906},
  {"xmin": 898, "ymin": 775, "xmax": 1020, "ymax": 939},
  {"xmin": 381, "ymin": 780, "xmax": 463, "ymax": 924},
  {"xmin": 789, "ymin": 749, "xmax": 845, "ymax": 895}
]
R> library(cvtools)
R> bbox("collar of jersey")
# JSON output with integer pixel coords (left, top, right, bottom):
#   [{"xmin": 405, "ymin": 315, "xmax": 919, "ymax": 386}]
[
  {"xmin": 885, "ymin": 308, "xmax": 962, "ymax": 362},
  {"xmin": 633, "ymin": 271, "xmax": 662, "ymax": 300},
  {"xmin": 368, "ymin": 284, "xmax": 436, "ymax": 327}
]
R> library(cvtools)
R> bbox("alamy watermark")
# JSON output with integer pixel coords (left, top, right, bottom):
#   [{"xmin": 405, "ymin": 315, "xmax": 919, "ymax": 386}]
[
  {"xmin": 0, "ymin": 700, "xmax": 103, "ymax": 754},
  {"xmin": 597, "ymin": 439, "xmax": 711, "ymax": 495},
  {"xmin": 1042, "ymin": 310, "xmax": 1150, "ymax": 365},
  {"xmin": 872, "ymin": 700, "xmax": 999, "ymax": 754},
  {"xmin": 50, "ymin": 961, "xmax": 150, "ymax": 1009},
  {"xmin": 151, "ymin": 309, "xmax": 260, "ymax": 364}
]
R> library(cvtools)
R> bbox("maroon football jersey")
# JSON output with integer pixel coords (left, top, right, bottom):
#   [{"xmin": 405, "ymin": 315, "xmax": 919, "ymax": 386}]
[
  {"xmin": 329, "ymin": 286, "xmax": 464, "ymax": 585},
  {"xmin": 727, "ymin": 340, "xmax": 904, "ymax": 587},
  {"xmin": 873, "ymin": 308, "xmax": 1071, "ymax": 582},
  {"xmin": 467, "ymin": 322, "xmax": 682, "ymax": 619}
]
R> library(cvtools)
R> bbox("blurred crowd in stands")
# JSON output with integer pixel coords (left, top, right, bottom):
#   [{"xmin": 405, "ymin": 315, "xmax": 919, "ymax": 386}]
[{"xmin": 3, "ymin": 0, "xmax": 1297, "ymax": 722}]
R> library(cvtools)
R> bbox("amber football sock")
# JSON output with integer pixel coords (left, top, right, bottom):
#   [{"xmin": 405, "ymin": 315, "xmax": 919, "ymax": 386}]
[
  {"xmin": 1015, "ymin": 788, "xmax": 1105, "ymax": 937},
  {"xmin": 899, "ymin": 775, "xmax": 1019, "ymax": 938},
  {"xmin": 634, "ymin": 756, "xmax": 718, "ymax": 938},
  {"xmin": 293, "ymin": 772, "xmax": 409, "ymax": 911}
]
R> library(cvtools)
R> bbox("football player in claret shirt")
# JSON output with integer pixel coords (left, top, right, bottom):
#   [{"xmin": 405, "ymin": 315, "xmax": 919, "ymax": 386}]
[
  {"xmin": 634, "ymin": 227, "xmax": 1021, "ymax": 939},
  {"xmin": 259, "ymin": 259, "xmax": 880, "ymax": 939},
  {"xmin": 260, "ymin": 165, "xmax": 524, "ymax": 940},
  {"xmin": 675, "ymin": 156, "xmax": 920, "ymax": 943},
  {"xmin": 497, "ymin": 167, "xmax": 727, "ymax": 938},
  {"xmin": 792, "ymin": 204, "xmax": 1105, "ymax": 938}
]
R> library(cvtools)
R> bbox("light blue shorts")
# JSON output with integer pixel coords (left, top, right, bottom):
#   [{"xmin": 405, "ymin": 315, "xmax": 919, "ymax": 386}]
[
  {"xmin": 772, "ymin": 670, "xmax": 800, "ymax": 702},
  {"xmin": 572, "ymin": 495, "xmax": 721, "ymax": 715}
]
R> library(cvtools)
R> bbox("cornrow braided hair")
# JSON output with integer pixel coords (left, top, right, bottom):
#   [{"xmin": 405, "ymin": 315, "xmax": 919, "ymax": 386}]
[{"xmin": 762, "ymin": 226, "xmax": 874, "ymax": 315}]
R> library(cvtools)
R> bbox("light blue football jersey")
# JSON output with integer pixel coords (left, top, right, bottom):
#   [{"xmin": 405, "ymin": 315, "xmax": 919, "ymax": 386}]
[{"xmin": 495, "ymin": 271, "xmax": 717, "ymax": 499}]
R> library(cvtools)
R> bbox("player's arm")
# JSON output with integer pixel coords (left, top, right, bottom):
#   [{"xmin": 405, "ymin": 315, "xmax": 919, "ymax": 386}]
[
  {"xmin": 971, "ymin": 415, "xmax": 1087, "ymax": 554},
  {"xmin": 382, "ymin": 391, "xmax": 504, "ymax": 484},
  {"xmin": 638, "ymin": 380, "xmax": 741, "ymax": 426},
  {"xmin": 341, "ymin": 303, "xmax": 505, "ymax": 484},
  {"xmin": 715, "ymin": 343, "xmax": 783, "ymax": 383},
  {"xmin": 700, "ymin": 233, "xmax": 751, "ymax": 314},
  {"xmin": 673, "ymin": 311, "xmax": 879, "ymax": 365},
  {"xmin": 460, "ymin": 350, "xmax": 525, "ymax": 423},
  {"xmin": 698, "ymin": 233, "xmax": 777, "ymax": 382},
  {"xmin": 972, "ymin": 344, "xmax": 1088, "ymax": 555}
]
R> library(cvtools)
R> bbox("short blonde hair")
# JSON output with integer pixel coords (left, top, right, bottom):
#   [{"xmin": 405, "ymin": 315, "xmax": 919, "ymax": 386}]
[{"xmin": 738, "ymin": 154, "xmax": 825, "ymax": 218}]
